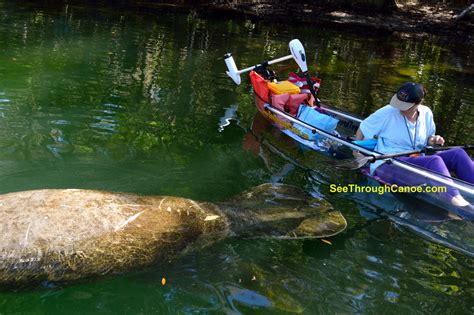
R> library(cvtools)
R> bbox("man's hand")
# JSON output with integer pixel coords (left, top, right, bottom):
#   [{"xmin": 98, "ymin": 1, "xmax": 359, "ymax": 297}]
[{"xmin": 428, "ymin": 135, "xmax": 445, "ymax": 146}]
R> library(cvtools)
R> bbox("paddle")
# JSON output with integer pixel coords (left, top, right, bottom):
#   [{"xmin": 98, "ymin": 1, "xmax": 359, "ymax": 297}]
[
  {"xmin": 289, "ymin": 39, "xmax": 321, "ymax": 107},
  {"xmin": 224, "ymin": 39, "xmax": 319, "ymax": 95},
  {"xmin": 331, "ymin": 145, "xmax": 473, "ymax": 170},
  {"xmin": 224, "ymin": 52, "xmax": 294, "ymax": 85}
]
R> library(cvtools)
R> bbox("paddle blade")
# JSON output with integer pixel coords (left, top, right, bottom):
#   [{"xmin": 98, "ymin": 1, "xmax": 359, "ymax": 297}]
[
  {"xmin": 289, "ymin": 39, "xmax": 308, "ymax": 73},
  {"xmin": 224, "ymin": 53, "xmax": 241, "ymax": 85},
  {"xmin": 327, "ymin": 156, "xmax": 372, "ymax": 170}
]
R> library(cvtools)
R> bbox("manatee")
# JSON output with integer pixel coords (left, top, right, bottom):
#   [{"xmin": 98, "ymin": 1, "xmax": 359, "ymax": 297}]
[{"xmin": 0, "ymin": 183, "xmax": 346, "ymax": 287}]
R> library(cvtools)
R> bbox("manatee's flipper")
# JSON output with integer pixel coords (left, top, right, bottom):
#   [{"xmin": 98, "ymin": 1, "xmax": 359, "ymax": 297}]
[
  {"xmin": 289, "ymin": 211, "xmax": 347, "ymax": 238},
  {"xmin": 221, "ymin": 183, "xmax": 347, "ymax": 239}
]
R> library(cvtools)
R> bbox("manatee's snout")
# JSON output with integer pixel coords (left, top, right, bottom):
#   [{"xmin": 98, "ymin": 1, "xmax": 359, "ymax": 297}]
[{"xmin": 222, "ymin": 183, "xmax": 347, "ymax": 239}]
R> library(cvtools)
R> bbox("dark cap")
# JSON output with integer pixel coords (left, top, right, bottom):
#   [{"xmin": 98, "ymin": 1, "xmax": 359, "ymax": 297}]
[{"xmin": 389, "ymin": 82, "xmax": 426, "ymax": 110}]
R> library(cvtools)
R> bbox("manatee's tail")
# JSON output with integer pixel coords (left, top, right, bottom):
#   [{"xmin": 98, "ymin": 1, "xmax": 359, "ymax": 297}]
[{"xmin": 221, "ymin": 183, "xmax": 347, "ymax": 239}]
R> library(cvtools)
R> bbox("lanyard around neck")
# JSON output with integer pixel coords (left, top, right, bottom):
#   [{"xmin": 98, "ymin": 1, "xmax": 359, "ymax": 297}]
[{"xmin": 403, "ymin": 114, "xmax": 418, "ymax": 150}]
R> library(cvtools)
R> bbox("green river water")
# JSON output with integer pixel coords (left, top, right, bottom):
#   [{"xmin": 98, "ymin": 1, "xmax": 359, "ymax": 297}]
[{"xmin": 0, "ymin": 1, "xmax": 473, "ymax": 313}]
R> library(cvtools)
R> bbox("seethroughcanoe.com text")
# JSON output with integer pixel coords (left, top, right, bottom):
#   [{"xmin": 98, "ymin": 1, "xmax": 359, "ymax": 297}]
[{"xmin": 329, "ymin": 184, "xmax": 447, "ymax": 195}]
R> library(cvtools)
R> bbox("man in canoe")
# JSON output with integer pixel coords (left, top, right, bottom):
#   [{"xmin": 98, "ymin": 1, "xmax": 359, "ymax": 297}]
[{"xmin": 355, "ymin": 82, "xmax": 474, "ymax": 212}]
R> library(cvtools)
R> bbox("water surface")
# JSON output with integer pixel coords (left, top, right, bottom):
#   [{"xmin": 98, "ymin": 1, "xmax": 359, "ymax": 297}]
[{"xmin": 0, "ymin": 1, "xmax": 473, "ymax": 313}]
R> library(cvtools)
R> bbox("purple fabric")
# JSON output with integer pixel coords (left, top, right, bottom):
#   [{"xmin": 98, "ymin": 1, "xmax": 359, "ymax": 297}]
[
  {"xmin": 374, "ymin": 148, "xmax": 473, "ymax": 200},
  {"xmin": 434, "ymin": 148, "xmax": 474, "ymax": 184}
]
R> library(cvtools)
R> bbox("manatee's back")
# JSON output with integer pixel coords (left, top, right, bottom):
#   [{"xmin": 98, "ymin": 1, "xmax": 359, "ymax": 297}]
[{"xmin": 0, "ymin": 189, "xmax": 227, "ymax": 286}]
